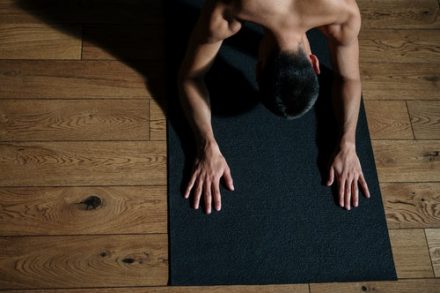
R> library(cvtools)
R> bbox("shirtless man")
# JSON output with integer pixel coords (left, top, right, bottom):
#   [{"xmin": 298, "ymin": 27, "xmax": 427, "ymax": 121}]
[{"xmin": 177, "ymin": 0, "xmax": 371, "ymax": 215}]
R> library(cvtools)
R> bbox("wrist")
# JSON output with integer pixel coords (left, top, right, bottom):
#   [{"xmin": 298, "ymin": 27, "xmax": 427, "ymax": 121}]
[
  {"xmin": 197, "ymin": 137, "xmax": 220, "ymax": 154},
  {"xmin": 339, "ymin": 131, "xmax": 355, "ymax": 146},
  {"xmin": 339, "ymin": 140, "xmax": 355, "ymax": 151}
]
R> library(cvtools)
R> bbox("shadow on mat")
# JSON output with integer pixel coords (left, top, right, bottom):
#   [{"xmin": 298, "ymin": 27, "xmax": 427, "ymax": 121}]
[{"xmin": 17, "ymin": 0, "xmax": 341, "ymax": 209}]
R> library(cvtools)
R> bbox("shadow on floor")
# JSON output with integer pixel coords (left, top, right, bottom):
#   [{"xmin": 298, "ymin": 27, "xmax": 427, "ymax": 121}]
[{"xmin": 17, "ymin": 0, "xmax": 340, "ymax": 207}]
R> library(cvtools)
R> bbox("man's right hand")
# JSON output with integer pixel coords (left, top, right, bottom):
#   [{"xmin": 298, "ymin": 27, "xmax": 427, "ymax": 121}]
[{"xmin": 183, "ymin": 143, "xmax": 235, "ymax": 214}]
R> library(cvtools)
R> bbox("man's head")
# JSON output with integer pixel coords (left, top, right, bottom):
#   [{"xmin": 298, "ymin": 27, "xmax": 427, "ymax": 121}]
[{"xmin": 256, "ymin": 37, "xmax": 321, "ymax": 120}]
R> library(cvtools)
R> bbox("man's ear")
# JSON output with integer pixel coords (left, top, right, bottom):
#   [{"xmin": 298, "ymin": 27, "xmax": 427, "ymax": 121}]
[{"xmin": 309, "ymin": 54, "xmax": 320, "ymax": 75}]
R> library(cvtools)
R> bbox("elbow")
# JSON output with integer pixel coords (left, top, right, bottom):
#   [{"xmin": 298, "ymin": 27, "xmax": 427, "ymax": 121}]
[
  {"xmin": 177, "ymin": 75, "xmax": 192, "ymax": 96},
  {"xmin": 332, "ymin": 74, "xmax": 361, "ymax": 85},
  {"xmin": 178, "ymin": 72, "xmax": 205, "ymax": 92},
  {"xmin": 177, "ymin": 74, "xmax": 205, "ymax": 105},
  {"xmin": 177, "ymin": 70, "xmax": 189, "ymax": 95}
]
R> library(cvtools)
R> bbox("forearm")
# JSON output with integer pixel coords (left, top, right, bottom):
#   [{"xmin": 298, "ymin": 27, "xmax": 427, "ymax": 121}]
[
  {"xmin": 331, "ymin": 76, "xmax": 362, "ymax": 148},
  {"xmin": 178, "ymin": 77, "xmax": 220, "ymax": 153}
]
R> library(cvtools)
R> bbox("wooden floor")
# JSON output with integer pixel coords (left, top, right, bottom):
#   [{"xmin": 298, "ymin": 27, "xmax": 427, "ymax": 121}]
[{"xmin": 0, "ymin": 0, "xmax": 439, "ymax": 292}]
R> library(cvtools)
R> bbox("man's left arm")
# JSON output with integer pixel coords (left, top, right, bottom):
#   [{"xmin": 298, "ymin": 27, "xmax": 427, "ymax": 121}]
[{"xmin": 325, "ymin": 8, "xmax": 371, "ymax": 210}]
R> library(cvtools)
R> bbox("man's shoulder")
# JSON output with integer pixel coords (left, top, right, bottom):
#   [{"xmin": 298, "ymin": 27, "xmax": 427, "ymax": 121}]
[
  {"xmin": 315, "ymin": 0, "xmax": 361, "ymax": 44},
  {"xmin": 196, "ymin": 0, "xmax": 242, "ymax": 42},
  {"xmin": 312, "ymin": 0, "xmax": 360, "ymax": 21}
]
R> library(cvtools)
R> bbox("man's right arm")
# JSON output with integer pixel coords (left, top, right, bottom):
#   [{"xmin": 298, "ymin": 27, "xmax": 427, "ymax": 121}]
[
  {"xmin": 178, "ymin": 1, "xmax": 242, "ymax": 213},
  {"xmin": 177, "ymin": 0, "xmax": 241, "ymax": 153}
]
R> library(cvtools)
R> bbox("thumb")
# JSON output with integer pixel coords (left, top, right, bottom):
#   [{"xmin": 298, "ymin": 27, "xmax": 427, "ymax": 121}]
[
  {"xmin": 327, "ymin": 166, "xmax": 334, "ymax": 186},
  {"xmin": 223, "ymin": 166, "xmax": 235, "ymax": 191}
]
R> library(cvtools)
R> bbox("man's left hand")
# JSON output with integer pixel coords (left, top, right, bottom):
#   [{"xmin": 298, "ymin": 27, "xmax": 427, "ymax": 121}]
[{"xmin": 327, "ymin": 143, "xmax": 371, "ymax": 210}]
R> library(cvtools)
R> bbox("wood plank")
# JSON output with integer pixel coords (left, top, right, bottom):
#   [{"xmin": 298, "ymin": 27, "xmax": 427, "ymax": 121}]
[
  {"xmin": 0, "ymin": 186, "xmax": 167, "ymax": 235},
  {"xmin": 359, "ymin": 30, "xmax": 440, "ymax": 63},
  {"xmin": 361, "ymin": 63, "xmax": 439, "ymax": 100},
  {"xmin": 407, "ymin": 101, "xmax": 440, "ymax": 139},
  {"xmin": 357, "ymin": 0, "xmax": 440, "ymax": 29},
  {"xmin": 425, "ymin": 228, "xmax": 440, "ymax": 277},
  {"xmin": 150, "ymin": 98, "xmax": 167, "ymax": 141},
  {"xmin": 381, "ymin": 182, "xmax": 440, "ymax": 229},
  {"xmin": 372, "ymin": 140, "xmax": 440, "ymax": 182},
  {"xmin": 0, "ymin": 0, "xmax": 164, "ymax": 24},
  {"xmin": 364, "ymin": 100, "xmax": 413, "ymax": 139},
  {"xmin": 0, "ymin": 23, "xmax": 81, "ymax": 59},
  {"xmin": 82, "ymin": 24, "xmax": 164, "ymax": 60},
  {"xmin": 0, "ymin": 99, "xmax": 149, "ymax": 141},
  {"xmin": 0, "ymin": 285, "xmax": 309, "ymax": 293},
  {"xmin": 388, "ymin": 229, "xmax": 434, "ymax": 278},
  {"xmin": 0, "ymin": 60, "xmax": 163, "ymax": 99},
  {"xmin": 0, "ymin": 141, "xmax": 166, "ymax": 186},
  {"xmin": 0, "ymin": 234, "xmax": 168, "ymax": 289},
  {"xmin": 310, "ymin": 278, "xmax": 440, "ymax": 293}
]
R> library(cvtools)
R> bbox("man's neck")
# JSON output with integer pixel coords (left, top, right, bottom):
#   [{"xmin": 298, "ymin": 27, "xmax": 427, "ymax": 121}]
[{"xmin": 274, "ymin": 31, "xmax": 305, "ymax": 52}]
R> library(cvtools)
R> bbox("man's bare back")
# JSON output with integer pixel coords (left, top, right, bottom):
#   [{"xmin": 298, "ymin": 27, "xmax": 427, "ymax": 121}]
[
  {"xmin": 199, "ymin": 0, "xmax": 360, "ymax": 47},
  {"xmin": 178, "ymin": 0, "xmax": 370, "ymax": 215}
]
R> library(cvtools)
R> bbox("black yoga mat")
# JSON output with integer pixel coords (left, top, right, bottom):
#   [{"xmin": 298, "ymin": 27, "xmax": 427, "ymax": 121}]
[{"xmin": 165, "ymin": 0, "xmax": 397, "ymax": 285}]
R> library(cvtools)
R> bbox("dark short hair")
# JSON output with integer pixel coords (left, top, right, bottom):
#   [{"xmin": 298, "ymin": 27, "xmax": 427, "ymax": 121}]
[{"xmin": 257, "ymin": 47, "xmax": 319, "ymax": 119}]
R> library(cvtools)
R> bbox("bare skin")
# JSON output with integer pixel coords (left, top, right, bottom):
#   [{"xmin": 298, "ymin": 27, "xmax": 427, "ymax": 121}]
[{"xmin": 178, "ymin": 0, "xmax": 371, "ymax": 215}]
